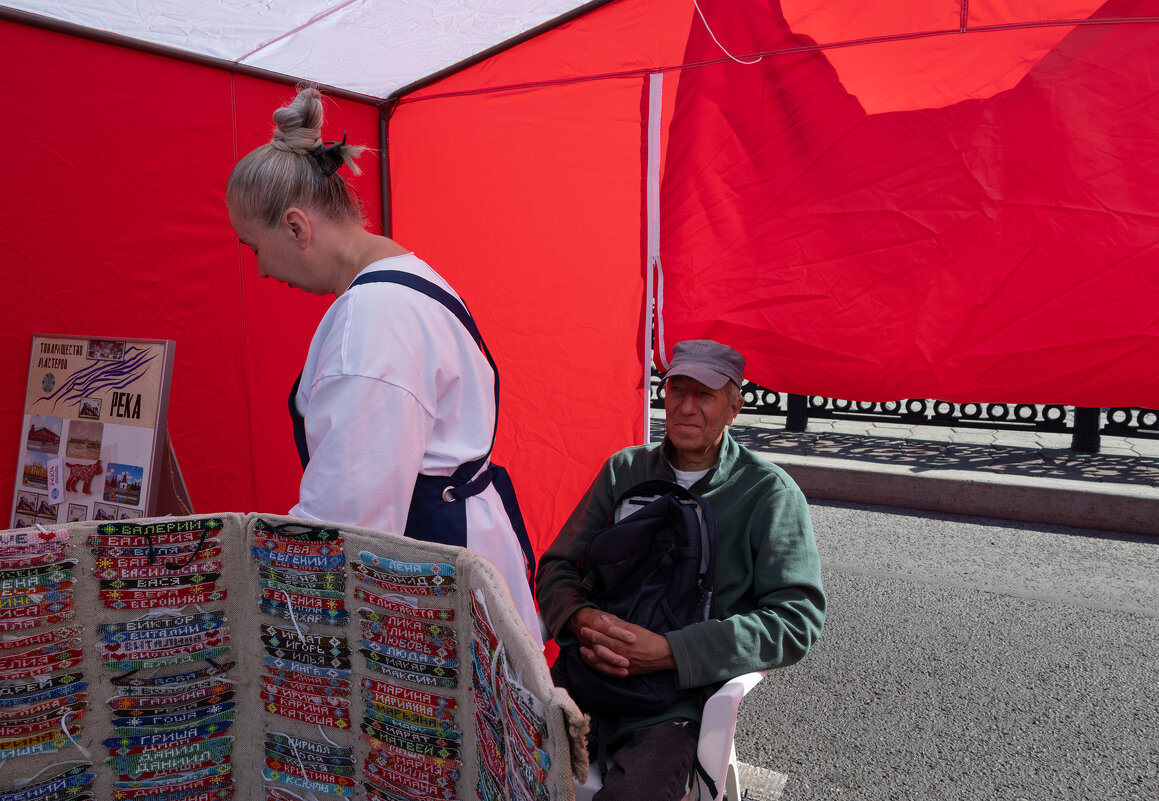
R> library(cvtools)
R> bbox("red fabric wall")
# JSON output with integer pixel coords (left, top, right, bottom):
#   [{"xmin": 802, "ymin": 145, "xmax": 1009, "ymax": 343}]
[
  {"xmin": 389, "ymin": 79, "xmax": 650, "ymax": 555},
  {"xmin": 1, "ymin": 20, "xmax": 382, "ymax": 520},
  {"xmin": 390, "ymin": 0, "xmax": 693, "ymax": 554},
  {"xmin": 1, "ymin": 3, "xmax": 686, "ymax": 553},
  {"xmin": 660, "ymin": 0, "xmax": 1159, "ymax": 406}
]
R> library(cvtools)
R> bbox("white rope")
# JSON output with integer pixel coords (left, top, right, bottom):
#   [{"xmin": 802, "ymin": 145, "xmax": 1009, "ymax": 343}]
[
  {"xmin": 265, "ymin": 726, "xmax": 336, "ymax": 797},
  {"xmin": 60, "ymin": 712, "xmax": 91, "ymax": 761},
  {"xmin": 282, "ymin": 589, "xmax": 306, "ymax": 642},
  {"xmin": 317, "ymin": 724, "xmax": 340, "ymax": 748},
  {"xmin": 497, "ymin": 653, "xmax": 522, "ymax": 797},
  {"xmin": 286, "ymin": 738, "xmax": 309, "ymax": 795},
  {"xmin": 12, "ymin": 759, "xmax": 89, "ymax": 789},
  {"xmin": 655, "ymin": 256, "xmax": 670, "ymax": 370},
  {"xmin": 375, "ymin": 591, "xmax": 419, "ymax": 610},
  {"xmin": 693, "ymin": 0, "xmax": 763, "ymax": 65},
  {"xmin": 266, "ymin": 785, "xmax": 310, "ymax": 801}
]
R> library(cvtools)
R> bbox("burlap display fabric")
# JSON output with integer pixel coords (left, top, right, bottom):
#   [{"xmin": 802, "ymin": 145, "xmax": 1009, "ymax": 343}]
[{"xmin": 0, "ymin": 512, "xmax": 587, "ymax": 801}]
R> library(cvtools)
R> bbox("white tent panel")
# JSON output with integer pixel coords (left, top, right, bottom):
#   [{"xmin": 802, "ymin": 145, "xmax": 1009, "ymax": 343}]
[
  {"xmin": 4, "ymin": 1, "xmax": 313, "ymax": 60},
  {"xmin": 3, "ymin": 0, "xmax": 594, "ymax": 98}
]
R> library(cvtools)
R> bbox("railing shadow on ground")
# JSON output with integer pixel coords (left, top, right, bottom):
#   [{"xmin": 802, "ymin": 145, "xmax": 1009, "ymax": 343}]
[
  {"xmin": 648, "ymin": 417, "xmax": 1159, "ymax": 488},
  {"xmin": 731, "ymin": 426, "xmax": 1159, "ymax": 488}
]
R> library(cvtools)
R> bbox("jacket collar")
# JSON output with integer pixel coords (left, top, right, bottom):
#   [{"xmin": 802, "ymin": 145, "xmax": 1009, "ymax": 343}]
[{"xmin": 658, "ymin": 431, "xmax": 738, "ymax": 490}]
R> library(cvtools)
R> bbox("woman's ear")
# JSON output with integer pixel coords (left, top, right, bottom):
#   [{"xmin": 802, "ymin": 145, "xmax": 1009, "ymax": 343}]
[{"xmin": 282, "ymin": 208, "xmax": 312, "ymax": 248}]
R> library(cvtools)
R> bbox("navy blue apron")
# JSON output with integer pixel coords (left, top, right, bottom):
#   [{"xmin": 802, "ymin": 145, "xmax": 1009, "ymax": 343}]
[{"xmin": 289, "ymin": 270, "xmax": 535, "ymax": 589}]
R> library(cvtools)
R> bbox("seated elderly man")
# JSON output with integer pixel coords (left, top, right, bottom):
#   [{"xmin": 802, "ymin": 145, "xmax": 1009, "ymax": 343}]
[{"xmin": 536, "ymin": 339, "xmax": 826, "ymax": 800}]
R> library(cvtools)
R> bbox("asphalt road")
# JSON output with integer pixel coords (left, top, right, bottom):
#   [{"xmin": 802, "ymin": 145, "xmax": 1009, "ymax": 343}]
[{"xmin": 735, "ymin": 501, "xmax": 1159, "ymax": 801}]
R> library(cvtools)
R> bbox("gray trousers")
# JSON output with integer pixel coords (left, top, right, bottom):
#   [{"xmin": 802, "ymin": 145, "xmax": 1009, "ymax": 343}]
[
  {"xmin": 553, "ymin": 655, "xmax": 700, "ymax": 801},
  {"xmin": 594, "ymin": 719, "xmax": 699, "ymax": 801}
]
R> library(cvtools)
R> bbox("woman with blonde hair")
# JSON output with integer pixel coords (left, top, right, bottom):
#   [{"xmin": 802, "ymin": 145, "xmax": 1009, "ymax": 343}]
[{"xmin": 227, "ymin": 86, "xmax": 540, "ymax": 643}]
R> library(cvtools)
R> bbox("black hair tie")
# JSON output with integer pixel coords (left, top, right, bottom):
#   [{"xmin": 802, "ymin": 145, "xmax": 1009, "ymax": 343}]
[{"xmin": 312, "ymin": 132, "xmax": 347, "ymax": 177}]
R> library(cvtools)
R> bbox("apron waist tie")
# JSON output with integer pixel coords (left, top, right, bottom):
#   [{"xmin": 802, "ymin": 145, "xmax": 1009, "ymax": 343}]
[{"xmin": 440, "ymin": 467, "xmax": 494, "ymax": 503}]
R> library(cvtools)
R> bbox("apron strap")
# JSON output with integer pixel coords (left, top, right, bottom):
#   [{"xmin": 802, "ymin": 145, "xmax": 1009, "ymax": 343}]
[
  {"xmin": 349, "ymin": 269, "xmax": 501, "ymax": 462},
  {"xmin": 334, "ymin": 269, "xmax": 537, "ymax": 587},
  {"xmin": 289, "ymin": 371, "xmax": 310, "ymax": 469}
]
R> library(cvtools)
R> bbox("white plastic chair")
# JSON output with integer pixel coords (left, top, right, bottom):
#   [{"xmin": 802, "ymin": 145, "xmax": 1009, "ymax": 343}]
[{"xmin": 573, "ymin": 670, "xmax": 769, "ymax": 801}]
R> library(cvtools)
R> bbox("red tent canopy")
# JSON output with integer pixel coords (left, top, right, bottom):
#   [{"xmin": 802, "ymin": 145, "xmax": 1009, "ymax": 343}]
[{"xmin": 3, "ymin": 1, "xmax": 1157, "ymax": 550}]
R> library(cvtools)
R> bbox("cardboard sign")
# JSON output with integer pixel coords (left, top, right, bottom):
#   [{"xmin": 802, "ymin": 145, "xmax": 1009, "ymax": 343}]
[{"xmin": 10, "ymin": 335, "xmax": 177, "ymax": 527}]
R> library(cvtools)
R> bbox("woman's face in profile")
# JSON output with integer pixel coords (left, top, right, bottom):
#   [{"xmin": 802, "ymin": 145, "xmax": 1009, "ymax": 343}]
[{"xmin": 228, "ymin": 203, "xmax": 326, "ymax": 295}]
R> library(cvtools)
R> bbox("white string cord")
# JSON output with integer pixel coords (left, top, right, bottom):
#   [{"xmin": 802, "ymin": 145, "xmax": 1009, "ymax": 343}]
[
  {"xmin": 693, "ymin": 0, "xmax": 763, "ymax": 64},
  {"xmin": 385, "ymin": 592, "xmax": 419, "ymax": 610},
  {"xmin": 269, "ymin": 731, "xmax": 324, "ymax": 800},
  {"xmin": 60, "ymin": 712, "xmax": 91, "ymax": 760},
  {"xmin": 13, "ymin": 759, "xmax": 89, "ymax": 789},
  {"xmin": 286, "ymin": 739, "xmax": 309, "ymax": 793},
  {"xmin": 655, "ymin": 256, "xmax": 670, "ymax": 369},
  {"xmin": 317, "ymin": 724, "xmax": 339, "ymax": 748},
  {"xmin": 490, "ymin": 638, "xmax": 513, "ymax": 795},
  {"xmin": 282, "ymin": 589, "xmax": 306, "ymax": 642}
]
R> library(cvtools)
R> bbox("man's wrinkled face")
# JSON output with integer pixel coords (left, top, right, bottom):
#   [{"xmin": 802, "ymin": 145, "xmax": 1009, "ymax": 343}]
[{"xmin": 663, "ymin": 375, "xmax": 742, "ymax": 468}]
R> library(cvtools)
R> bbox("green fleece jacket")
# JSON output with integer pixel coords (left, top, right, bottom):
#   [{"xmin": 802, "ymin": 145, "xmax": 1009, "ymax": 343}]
[{"xmin": 536, "ymin": 432, "xmax": 826, "ymax": 736}]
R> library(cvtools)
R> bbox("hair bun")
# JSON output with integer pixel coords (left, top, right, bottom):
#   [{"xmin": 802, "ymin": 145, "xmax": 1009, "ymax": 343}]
[
  {"xmin": 227, "ymin": 84, "xmax": 367, "ymax": 226},
  {"xmin": 270, "ymin": 87, "xmax": 325, "ymax": 155}
]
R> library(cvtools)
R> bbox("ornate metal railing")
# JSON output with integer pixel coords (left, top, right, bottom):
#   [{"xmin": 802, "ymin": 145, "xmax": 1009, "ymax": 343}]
[{"xmin": 649, "ymin": 377, "xmax": 1159, "ymax": 453}]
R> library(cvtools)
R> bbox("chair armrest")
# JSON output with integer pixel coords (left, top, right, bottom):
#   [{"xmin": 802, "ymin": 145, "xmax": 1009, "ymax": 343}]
[
  {"xmin": 720, "ymin": 670, "xmax": 768, "ymax": 698},
  {"xmin": 694, "ymin": 671, "xmax": 769, "ymax": 800}
]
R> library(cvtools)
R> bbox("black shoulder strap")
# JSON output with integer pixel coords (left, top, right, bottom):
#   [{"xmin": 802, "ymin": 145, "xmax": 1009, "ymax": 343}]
[
  {"xmin": 351, "ymin": 270, "xmax": 484, "ymax": 350},
  {"xmin": 290, "ymin": 269, "xmax": 496, "ymax": 470},
  {"xmin": 612, "ymin": 479, "xmax": 697, "ymax": 507},
  {"xmin": 350, "ymin": 270, "xmax": 537, "ymax": 587},
  {"xmin": 348, "ymin": 269, "xmax": 500, "ymax": 459},
  {"xmin": 290, "ymin": 371, "xmax": 309, "ymax": 468}
]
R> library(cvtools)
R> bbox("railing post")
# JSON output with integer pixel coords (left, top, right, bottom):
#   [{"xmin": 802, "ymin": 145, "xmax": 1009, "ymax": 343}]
[
  {"xmin": 786, "ymin": 393, "xmax": 809, "ymax": 432},
  {"xmin": 1071, "ymin": 407, "xmax": 1102, "ymax": 453}
]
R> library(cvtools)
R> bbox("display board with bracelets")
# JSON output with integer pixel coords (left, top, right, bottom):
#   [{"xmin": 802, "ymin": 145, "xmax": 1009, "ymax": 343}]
[{"xmin": 0, "ymin": 513, "xmax": 585, "ymax": 801}]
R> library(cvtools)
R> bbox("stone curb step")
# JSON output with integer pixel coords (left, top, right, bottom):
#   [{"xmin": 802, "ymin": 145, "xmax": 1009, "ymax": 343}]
[{"xmin": 773, "ymin": 452, "xmax": 1158, "ymax": 537}]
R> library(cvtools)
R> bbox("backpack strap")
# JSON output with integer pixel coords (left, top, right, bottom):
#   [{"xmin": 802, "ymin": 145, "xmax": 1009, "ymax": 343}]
[
  {"xmin": 612, "ymin": 479, "xmax": 697, "ymax": 507},
  {"xmin": 289, "ymin": 371, "xmax": 309, "ymax": 468},
  {"xmin": 693, "ymin": 756, "xmax": 719, "ymax": 800}
]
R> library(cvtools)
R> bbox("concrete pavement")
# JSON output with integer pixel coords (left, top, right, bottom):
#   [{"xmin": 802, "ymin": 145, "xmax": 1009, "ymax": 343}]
[{"xmin": 734, "ymin": 501, "xmax": 1159, "ymax": 801}]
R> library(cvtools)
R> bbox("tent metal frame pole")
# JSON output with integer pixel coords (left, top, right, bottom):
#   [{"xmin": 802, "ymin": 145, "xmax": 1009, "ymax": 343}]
[{"xmin": 644, "ymin": 71, "xmax": 664, "ymax": 444}]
